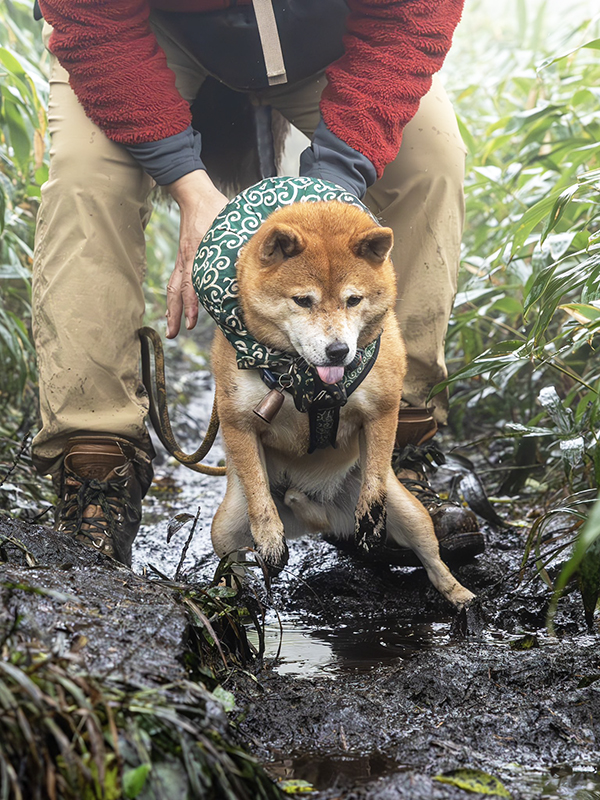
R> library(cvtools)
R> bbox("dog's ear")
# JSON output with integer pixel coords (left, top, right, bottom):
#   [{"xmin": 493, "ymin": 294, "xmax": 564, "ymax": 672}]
[
  {"xmin": 258, "ymin": 224, "xmax": 306, "ymax": 267},
  {"xmin": 352, "ymin": 227, "xmax": 394, "ymax": 264}
]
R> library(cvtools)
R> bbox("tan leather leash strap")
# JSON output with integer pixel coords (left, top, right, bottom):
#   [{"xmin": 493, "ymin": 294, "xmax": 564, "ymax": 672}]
[
  {"xmin": 252, "ymin": 0, "xmax": 287, "ymax": 86},
  {"xmin": 139, "ymin": 327, "xmax": 226, "ymax": 476}
]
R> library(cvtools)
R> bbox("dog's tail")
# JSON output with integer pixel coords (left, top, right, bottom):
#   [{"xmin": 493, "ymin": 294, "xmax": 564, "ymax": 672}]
[{"xmin": 191, "ymin": 78, "xmax": 290, "ymax": 198}]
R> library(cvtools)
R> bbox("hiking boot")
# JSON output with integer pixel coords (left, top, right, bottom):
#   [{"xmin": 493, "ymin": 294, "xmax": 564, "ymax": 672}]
[
  {"xmin": 389, "ymin": 437, "xmax": 485, "ymax": 566},
  {"xmin": 54, "ymin": 435, "xmax": 152, "ymax": 566},
  {"xmin": 394, "ymin": 405, "xmax": 439, "ymax": 449}
]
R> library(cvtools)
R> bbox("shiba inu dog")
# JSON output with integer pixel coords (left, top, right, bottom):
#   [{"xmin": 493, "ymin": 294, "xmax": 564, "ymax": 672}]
[{"xmin": 210, "ymin": 200, "xmax": 474, "ymax": 609}]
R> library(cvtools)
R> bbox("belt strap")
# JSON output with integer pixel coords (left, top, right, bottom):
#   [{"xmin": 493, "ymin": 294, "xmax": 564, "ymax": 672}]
[{"xmin": 252, "ymin": 0, "xmax": 287, "ymax": 85}]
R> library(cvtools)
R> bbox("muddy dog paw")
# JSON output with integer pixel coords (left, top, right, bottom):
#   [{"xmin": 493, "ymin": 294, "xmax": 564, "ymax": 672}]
[
  {"xmin": 450, "ymin": 596, "xmax": 484, "ymax": 637},
  {"xmin": 255, "ymin": 537, "xmax": 289, "ymax": 581},
  {"xmin": 354, "ymin": 501, "xmax": 387, "ymax": 553}
]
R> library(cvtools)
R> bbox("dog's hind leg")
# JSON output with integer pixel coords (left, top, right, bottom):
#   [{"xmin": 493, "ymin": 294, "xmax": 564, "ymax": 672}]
[
  {"xmin": 282, "ymin": 489, "xmax": 332, "ymax": 534},
  {"xmin": 385, "ymin": 469, "xmax": 475, "ymax": 609}
]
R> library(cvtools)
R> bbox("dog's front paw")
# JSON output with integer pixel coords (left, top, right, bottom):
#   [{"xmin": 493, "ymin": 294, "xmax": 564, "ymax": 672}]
[
  {"xmin": 448, "ymin": 584, "xmax": 476, "ymax": 611},
  {"xmin": 354, "ymin": 501, "xmax": 387, "ymax": 553},
  {"xmin": 255, "ymin": 536, "xmax": 289, "ymax": 578}
]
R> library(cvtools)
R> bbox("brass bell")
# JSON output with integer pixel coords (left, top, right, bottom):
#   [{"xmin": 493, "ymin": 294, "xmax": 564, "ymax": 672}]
[{"xmin": 253, "ymin": 388, "xmax": 285, "ymax": 423}]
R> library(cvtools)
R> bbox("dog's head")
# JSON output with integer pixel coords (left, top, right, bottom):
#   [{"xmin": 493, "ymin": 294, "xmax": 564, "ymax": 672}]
[{"xmin": 237, "ymin": 201, "xmax": 395, "ymax": 383}]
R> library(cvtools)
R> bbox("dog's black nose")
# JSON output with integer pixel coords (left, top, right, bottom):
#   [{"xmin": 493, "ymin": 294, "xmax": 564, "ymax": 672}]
[{"xmin": 325, "ymin": 341, "xmax": 349, "ymax": 364}]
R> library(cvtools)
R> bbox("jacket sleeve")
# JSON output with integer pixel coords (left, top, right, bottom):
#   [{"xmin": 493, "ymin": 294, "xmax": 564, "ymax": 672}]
[
  {"xmin": 321, "ymin": 0, "xmax": 464, "ymax": 177},
  {"xmin": 299, "ymin": 117, "xmax": 376, "ymax": 199},
  {"xmin": 37, "ymin": 0, "xmax": 191, "ymax": 144}
]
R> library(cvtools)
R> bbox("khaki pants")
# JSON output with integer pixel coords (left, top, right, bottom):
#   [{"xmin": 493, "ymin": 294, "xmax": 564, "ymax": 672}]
[{"xmin": 32, "ymin": 18, "xmax": 465, "ymax": 473}]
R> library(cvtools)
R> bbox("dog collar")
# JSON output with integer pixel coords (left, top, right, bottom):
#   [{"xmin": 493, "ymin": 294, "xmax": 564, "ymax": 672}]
[
  {"xmin": 193, "ymin": 176, "xmax": 382, "ymax": 451},
  {"xmin": 260, "ymin": 334, "xmax": 381, "ymax": 452}
]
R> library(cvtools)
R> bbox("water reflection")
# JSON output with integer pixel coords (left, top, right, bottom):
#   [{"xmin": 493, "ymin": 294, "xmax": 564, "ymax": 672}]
[
  {"xmin": 267, "ymin": 751, "xmax": 404, "ymax": 790},
  {"xmin": 249, "ymin": 614, "xmax": 451, "ymax": 676},
  {"xmin": 266, "ymin": 754, "xmax": 600, "ymax": 799}
]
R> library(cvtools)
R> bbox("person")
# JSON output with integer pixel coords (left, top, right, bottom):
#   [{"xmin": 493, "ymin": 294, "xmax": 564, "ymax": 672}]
[{"xmin": 32, "ymin": 0, "xmax": 483, "ymax": 567}]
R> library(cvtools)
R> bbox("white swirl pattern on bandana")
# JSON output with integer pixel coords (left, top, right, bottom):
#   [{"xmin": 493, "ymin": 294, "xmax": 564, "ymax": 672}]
[{"xmin": 192, "ymin": 176, "xmax": 372, "ymax": 370}]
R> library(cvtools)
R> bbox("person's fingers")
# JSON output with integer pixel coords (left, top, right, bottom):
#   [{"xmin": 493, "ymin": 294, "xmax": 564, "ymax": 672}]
[
  {"xmin": 166, "ymin": 260, "xmax": 184, "ymax": 339},
  {"xmin": 164, "ymin": 171, "xmax": 228, "ymax": 338},
  {"xmin": 181, "ymin": 269, "xmax": 198, "ymax": 331}
]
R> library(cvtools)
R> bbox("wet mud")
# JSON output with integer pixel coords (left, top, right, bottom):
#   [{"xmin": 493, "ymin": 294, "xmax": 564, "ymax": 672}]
[
  {"xmin": 131, "ymin": 357, "xmax": 600, "ymax": 799},
  {"xmin": 3, "ymin": 355, "xmax": 599, "ymax": 798},
  {"xmin": 229, "ymin": 529, "xmax": 600, "ymax": 800},
  {"xmin": 0, "ymin": 517, "xmax": 191, "ymax": 686},
  {"xmin": 0, "ymin": 516, "xmax": 283, "ymax": 800}
]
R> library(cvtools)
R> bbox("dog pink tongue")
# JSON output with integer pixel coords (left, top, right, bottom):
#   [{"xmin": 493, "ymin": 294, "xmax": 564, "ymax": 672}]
[{"xmin": 317, "ymin": 366, "xmax": 345, "ymax": 384}]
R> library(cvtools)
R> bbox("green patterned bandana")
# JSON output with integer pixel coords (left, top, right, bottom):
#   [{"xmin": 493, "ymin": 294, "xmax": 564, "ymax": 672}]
[{"xmin": 192, "ymin": 176, "xmax": 382, "ymax": 451}]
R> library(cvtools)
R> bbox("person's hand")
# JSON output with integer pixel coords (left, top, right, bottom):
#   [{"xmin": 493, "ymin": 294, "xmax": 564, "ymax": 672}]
[{"xmin": 165, "ymin": 170, "xmax": 227, "ymax": 339}]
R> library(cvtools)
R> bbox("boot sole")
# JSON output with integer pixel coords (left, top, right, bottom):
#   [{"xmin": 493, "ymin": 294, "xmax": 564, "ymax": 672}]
[{"xmin": 324, "ymin": 531, "xmax": 485, "ymax": 568}]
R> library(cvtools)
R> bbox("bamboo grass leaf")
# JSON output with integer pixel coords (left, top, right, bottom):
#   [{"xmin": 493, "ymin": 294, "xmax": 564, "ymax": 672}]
[
  {"xmin": 559, "ymin": 436, "xmax": 586, "ymax": 468},
  {"xmin": 510, "ymin": 194, "xmax": 558, "ymax": 256},
  {"xmin": 434, "ymin": 768, "xmax": 510, "ymax": 797},
  {"xmin": 540, "ymin": 184, "xmax": 580, "ymax": 243},
  {"xmin": 550, "ymin": 493, "xmax": 600, "ymax": 623},
  {"xmin": 578, "ymin": 536, "xmax": 600, "ymax": 627},
  {"xmin": 122, "ymin": 764, "xmax": 151, "ymax": 799},
  {"xmin": 537, "ymin": 37, "xmax": 600, "ymax": 71},
  {"xmin": 538, "ymin": 387, "xmax": 575, "ymax": 435},
  {"xmin": 560, "ymin": 303, "xmax": 600, "ymax": 324}
]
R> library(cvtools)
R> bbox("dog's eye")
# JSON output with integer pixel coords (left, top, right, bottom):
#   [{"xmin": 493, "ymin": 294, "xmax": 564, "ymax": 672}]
[
  {"xmin": 293, "ymin": 296, "xmax": 313, "ymax": 309},
  {"xmin": 347, "ymin": 296, "xmax": 363, "ymax": 307}
]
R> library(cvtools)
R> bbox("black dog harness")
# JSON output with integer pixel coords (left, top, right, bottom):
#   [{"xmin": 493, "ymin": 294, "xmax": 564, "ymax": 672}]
[{"xmin": 260, "ymin": 334, "xmax": 380, "ymax": 452}]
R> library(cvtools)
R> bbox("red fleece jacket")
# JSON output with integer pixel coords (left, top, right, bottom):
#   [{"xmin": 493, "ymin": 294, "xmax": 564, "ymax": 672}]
[{"xmin": 37, "ymin": 0, "xmax": 463, "ymax": 177}]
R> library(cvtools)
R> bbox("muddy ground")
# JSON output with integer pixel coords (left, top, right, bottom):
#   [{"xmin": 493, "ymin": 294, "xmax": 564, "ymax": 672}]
[
  {"xmin": 2, "ymin": 358, "xmax": 599, "ymax": 799},
  {"xmin": 230, "ymin": 531, "xmax": 600, "ymax": 800}
]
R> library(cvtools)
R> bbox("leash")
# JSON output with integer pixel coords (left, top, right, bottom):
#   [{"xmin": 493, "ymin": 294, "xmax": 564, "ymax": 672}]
[{"xmin": 139, "ymin": 326, "xmax": 226, "ymax": 476}]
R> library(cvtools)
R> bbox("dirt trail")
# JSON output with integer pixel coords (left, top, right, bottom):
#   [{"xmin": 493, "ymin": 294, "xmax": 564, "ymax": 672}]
[
  {"xmin": 137, "ymin": 362, "xmax": 600, "ymax": 798},
  {"xmin": 3, "ymin": 360, "xmax": 599, "ymax": 798},
  {"xmin": 230, "ymin": 531, "xmax": 600, "ymax": 799}
]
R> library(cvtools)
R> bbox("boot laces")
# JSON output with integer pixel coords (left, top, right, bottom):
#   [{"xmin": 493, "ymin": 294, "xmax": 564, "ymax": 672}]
[
  {"xmin": 393, "ymin": 442, "xmax": 448, "ymax": 509},
  {"xmin": 398, "ymin": 477, "xmax": 445, "ymax": 508},
  {"xmin": 392, "ymin": 441, "xmax": 446, "ymax": 475},
  {"xmin": 58, "ymin": 471, "xmax": 138, "ymax": 547}
]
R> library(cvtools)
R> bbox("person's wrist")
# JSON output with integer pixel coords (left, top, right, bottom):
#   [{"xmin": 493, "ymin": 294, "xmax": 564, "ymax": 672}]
[{"xmin": 166, "ymin": 169, "xmax": 220, "ymax": 206}]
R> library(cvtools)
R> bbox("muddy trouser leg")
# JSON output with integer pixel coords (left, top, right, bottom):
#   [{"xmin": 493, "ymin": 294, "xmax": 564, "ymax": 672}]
[
  {"xmin": 263, "ymin": 73, "xmax": 466, "ymax": 426},
  {"xmin": 31, "ymin": 20, "xmax": 208, "ymax": 484}
]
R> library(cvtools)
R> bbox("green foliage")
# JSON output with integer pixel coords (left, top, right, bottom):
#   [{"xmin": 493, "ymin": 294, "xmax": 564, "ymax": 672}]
[
  {"xmin": 0, "ymin": 1, "xmax": 47, "ymax": 433},
  {"xmin": 444, "ymin": 3, "xmax": 600, "ymax": 620},
  {"xmin": 279, "ymin": 780, "xmax": 315, "ymax": 795},
  {"xmin": 0, "ymin": 649, "xmax": 284, "ymax": 800},
  {"xmin": 546, "ymin": 488, "xmax": 600, "ymax": 627},
  {"xmin": 445, "ymin": 12, "xmax": 600, "ymax": 442},
  {"xmin": 0, "ymin": 527, "xmax": 282, "ymax": 800},
  {"xmin": 434, "ymin": 768, "xmax": 511, "ymax": 797}
]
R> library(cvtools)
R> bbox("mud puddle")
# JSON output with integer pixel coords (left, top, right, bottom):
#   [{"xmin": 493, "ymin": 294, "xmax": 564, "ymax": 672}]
[
  {"xmin": 266, "ymin": 750, "xmax": 405, "ymax": 791},
  {"xmin": 264, "ymin": 755, "xmax": 600, "ymax": 799},
  {"xmin": 249, "ymin": 614, "xmax": 453, "ymax": 676},
  {"xmin": 514, "ymin": 768, "xmax": 600, "ymax": 800},
  {"xmin": 252, "ymin": 613, "xmax": 561, "ymax": 678}
]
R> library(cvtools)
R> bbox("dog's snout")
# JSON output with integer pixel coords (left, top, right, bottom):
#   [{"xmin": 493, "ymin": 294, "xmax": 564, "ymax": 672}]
[{"xmin": 325, "ymin": 341, "xmax": 350, "ymax": 364}]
